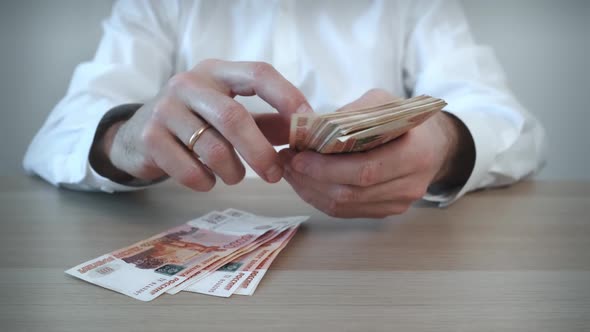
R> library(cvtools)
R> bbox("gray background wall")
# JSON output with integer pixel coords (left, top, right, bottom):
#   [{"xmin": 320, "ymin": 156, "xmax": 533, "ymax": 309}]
[{"xmin": 0, "ymin": 0, "xmax": 588, "ymax": 180}]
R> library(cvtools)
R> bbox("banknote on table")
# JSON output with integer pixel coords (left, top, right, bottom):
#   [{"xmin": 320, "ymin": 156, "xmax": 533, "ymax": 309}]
[
  {"xmin": 219, "ymin": 209, "xmax": 301, "ymax": 296},
  {"xmin": 65, "ymin": 209, "xmax": 308, "ymax": 301},
  {"xmin": 290, "ymin": 95, "xmax": 447, "ymax": 153},
  {"xmin": 233, "ymin": 225, "xmax": 299, "ymax": 296},
  {"xmin": 164, "ymin": 210, "xmax": 303, "ymax": 294},
  {"xmin": 169, "ymin": 210, "xmax": 305, "ymax": 296},
  {"xmin": 183, "ymin": 210, "xmax": 301, "ymax": 297}
]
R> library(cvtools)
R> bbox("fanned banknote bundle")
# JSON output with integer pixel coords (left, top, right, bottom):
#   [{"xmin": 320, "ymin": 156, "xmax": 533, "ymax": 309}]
[
  {"xmin": 66, "ymin": 209, "xmax": 307, "ymax": 301},
  {"xmin": 290, "ymin": 95, "xmax": 447, "ymax": 153}
]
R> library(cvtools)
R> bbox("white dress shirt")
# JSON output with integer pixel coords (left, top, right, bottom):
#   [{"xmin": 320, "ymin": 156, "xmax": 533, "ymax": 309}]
[{"xmin": 23, "ymin": 0, "xmax": 546, "ymax": 206}]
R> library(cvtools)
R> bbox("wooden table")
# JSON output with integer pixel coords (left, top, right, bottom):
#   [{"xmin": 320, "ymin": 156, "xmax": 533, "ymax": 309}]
[{"xmin": 1, "ymin": 176, "xmax": 589, "ymax": 331}]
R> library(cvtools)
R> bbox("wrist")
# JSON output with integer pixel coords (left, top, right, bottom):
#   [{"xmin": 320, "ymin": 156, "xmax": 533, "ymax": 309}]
[
  {"xmin": 90, "ymin": 120, "xmax": 135, "ymax": 183},
  {"xmin": 89, "ymin": 104, "xmax": 142, "ymax": 183},
  {"xmin": 432, "ymin": 111, "xmax": 475, "ymax": 189}
]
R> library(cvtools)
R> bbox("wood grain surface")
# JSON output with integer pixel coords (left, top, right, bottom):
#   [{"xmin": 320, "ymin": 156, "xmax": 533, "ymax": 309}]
[{"xmin": 1, "ymin": 176, "xmax": 589, "ymax": 331}]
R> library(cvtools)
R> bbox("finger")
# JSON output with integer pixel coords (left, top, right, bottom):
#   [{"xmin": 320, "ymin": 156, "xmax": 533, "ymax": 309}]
[
  {"xmin": 253, "ymin": 113, "xmax": 290, "ymax": 146},
  {"xmin": 146, "ymin": 125, "xmax": 216, "ymax": 191},
  {"xmin": 287, "ymin": 136, "xmax": 415, "ymax": 187},
  {"xmin": 283, "ymin": 167, "xmax": 332, "ymax": 213},
  {"xmin": 336, "ymin": 88, "xmax": 399, "ymax": 112},
  {"xmin": 283, "ymin": 167, "xmax": 408, "ymax": 218},
  {"xmin": 283, "ymin": 163, "xmax": 427, "ymax": 205},
  {"xmin": 174, "ymin": 87, "xmax": 283, "ymax": 183},
  {"xmin": 327, "ymin": 201, "xmax": 410, "ymax": 218},
  {"xmin": 195, "ymin": 59, "xmax": 313, "ymax": 117},
  {"xmin": 191, "ymin": 126, "xmax": 246, "ymax": 185},
  {"xmin": 154, "ymin": 98, "xmax": 245, "ymax": 185}
]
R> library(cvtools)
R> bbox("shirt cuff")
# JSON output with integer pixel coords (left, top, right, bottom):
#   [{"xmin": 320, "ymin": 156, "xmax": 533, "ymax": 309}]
[
  {"xmin": 75, "ymin": 162, "xmax": 166, "ymax": 193},
  {"xmin": 422, "ymin": 109, "xmax": 497, "ymax": 207}
]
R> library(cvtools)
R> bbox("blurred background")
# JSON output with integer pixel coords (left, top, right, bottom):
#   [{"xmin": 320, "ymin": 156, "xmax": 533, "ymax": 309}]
[{"xmin": 0, "ymin": 0, "xmax": 588, "ymax": 180}]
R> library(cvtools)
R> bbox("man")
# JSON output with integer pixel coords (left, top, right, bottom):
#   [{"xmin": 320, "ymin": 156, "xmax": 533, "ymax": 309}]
[{"xmin": 23, "ymin": 0, "xmax": 546, "ymax": 218}]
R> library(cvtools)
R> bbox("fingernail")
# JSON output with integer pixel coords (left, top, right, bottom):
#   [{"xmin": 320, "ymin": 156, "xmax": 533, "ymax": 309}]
[
  {"xmin": 296, "ymin": 103, "xmax": 313, "ymax": 114},
  {"xmin": 265, "ymin": 164, "xmax": 283, "ymax": 183}
]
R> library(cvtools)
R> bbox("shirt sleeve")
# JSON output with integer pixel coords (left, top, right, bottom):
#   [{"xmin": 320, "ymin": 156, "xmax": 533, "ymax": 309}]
[
  {"xmin": 402, "ymin": 0, "xmax": 547, "ymax": 206},
  {"xmin": 22, "ymin": 0, "xmax": 179, "ymax": 192}
]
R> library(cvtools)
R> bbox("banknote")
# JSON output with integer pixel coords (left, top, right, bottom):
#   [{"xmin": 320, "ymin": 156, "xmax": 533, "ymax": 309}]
[
  {"xmin": 166, "ymin": 211, "xmax": 285, "ymax": 295},
  {"xmin": 66, "ymin": 210, "xmax": 305, "ymax": 301},
  {"xmin": 184, "ymin": 227, "xmax": 298, "ymax": 297},
  {"xmin": 290, "ymin": 95, "xmax": 447, "ymax": 153},
  {"xmin": 165, "ymin": 210, "xmax": 306, "ymax": 294},
  {"xmin": 234, "ymin": 224, "xmax": 300, "ymax": 296},
  {"xmin": 183, "ymin": 210, "xmax": 303, "ymax": 297}
]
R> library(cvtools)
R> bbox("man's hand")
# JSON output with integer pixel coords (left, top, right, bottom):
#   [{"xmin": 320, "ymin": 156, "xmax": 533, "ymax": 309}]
[
  {"xmin": 90, "ymin": 59, "xmax": 312, "ymax": 190},
  {"xmin": 279, "ymin": 89, "xmax": 475, "ymax": 218}
]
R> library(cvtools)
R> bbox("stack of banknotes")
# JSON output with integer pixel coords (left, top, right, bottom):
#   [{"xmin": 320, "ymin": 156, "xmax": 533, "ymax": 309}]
[
  {"xmin": 290, "ymin": 95, "xmax": 447, "ymax": 153},
  {"xmin": 66, "ymin": 209, "xmax": 307, "ymax": 301}
]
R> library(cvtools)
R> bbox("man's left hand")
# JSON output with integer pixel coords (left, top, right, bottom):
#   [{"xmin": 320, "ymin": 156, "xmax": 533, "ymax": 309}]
[{"xmin": 279, "ymin": 89, "xmax": 474, "ymax": 218}]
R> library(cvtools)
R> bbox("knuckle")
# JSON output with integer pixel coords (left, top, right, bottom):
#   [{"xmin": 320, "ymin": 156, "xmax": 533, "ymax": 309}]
[
  {"xmin": 140, "ymin": 124, "xmax": 160, "ymax": 148},
  {"xmin": 247, "ymin": 148, "xmax": 275, "ymax": 172},
  {"xmin": 167, "ymin": 72, "xmax": 193, "ymax": 91},
  {"xmin": 296, "ymin": 189, "xmax": 327, "ymax": 215},
  {"xmin": 206, "ymin": 142, "xmax": 232, "ymax": 166},
  {"xmin": 406, "ymin": 186, "xmax": 427, "ymax": 201},
  {"xmin": 151, "ymin": 96, "xmax": 175, "ymax": 120},
  {"xmin": 325, "ymin": 201, "xmax": 342, "ymax": 218},
  {"xmin": 195, "ymin": 58, "xmax": 221, "ymax": 70},
  {"xmin": 332, "ymin": 185, "xmax": 356, "ymax": 204},
  {"xmin": 362, "ymin": 88, "xmax": 396, "ymax": 105},
  {"xmin": 216, "ymin": 103, "xmax": 246, "ymax": 130},
  {"xmin": 365, "ymin": 88, "xmax": 390, "ymax": 98},
  {"xmin": 252, "ymin": 61, "xmax": 275, "ymax": 79},
  {"xmin": 358, "ymin": 160, "xmax": 380, "ymax": 187},
  {"xmin": 279, "ymin": 94, "xmax": 297, "ymax": 111},
  {"xmin": 179, "ymin": 167, "xmax": 214, "ymax": 191}
]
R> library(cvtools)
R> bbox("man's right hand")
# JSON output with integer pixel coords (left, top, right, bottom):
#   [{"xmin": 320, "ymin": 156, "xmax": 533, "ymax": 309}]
[{"xmin": 90, "ymin": 59, "xmax": 312, "ymax": 190}]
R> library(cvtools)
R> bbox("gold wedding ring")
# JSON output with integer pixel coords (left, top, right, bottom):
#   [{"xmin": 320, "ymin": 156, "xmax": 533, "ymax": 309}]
[{"xmin": 187, "ymin": 123, "xmax": 211, "ymax": 151}]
